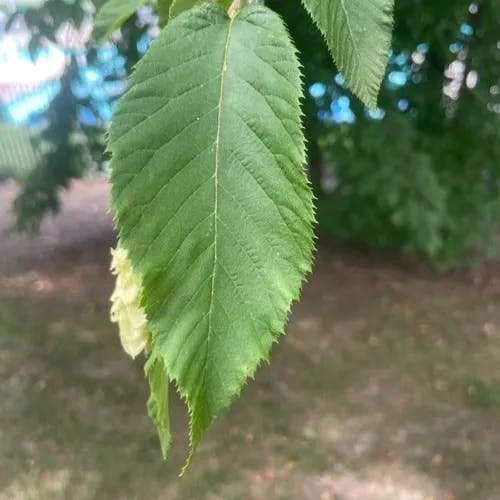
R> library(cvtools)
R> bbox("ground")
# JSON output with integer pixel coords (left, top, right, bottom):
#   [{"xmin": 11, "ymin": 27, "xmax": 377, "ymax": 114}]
[{"xmin": 0, "ymin": 179, "xmax": 499, "ymax": 500}]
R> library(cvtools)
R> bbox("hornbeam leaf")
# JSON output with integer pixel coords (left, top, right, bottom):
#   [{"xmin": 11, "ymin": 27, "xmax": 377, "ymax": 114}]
[
  {"xmin": 301, "ymin": 0, "xmax": 394, "ymax": 108},
  {"xmin": 109, "ymin": 4, "xmax": 314, "ymax": 460},
  {"xmin": 93, "ymin": 0, "xmax": 148, "ymax": 42}
]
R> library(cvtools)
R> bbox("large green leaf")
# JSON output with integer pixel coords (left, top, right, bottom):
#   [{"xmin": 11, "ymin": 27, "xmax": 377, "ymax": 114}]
[
  {"xmin": 109, "ymin": 4, "xmax": 314, "ymax": 460},
  {"xmin": 93, "ymin": 0, "xmax": 148, "ymax": 42},
  {"xmin": 301, "ymin": 0, "xmax": 394, "ymax": 108}
]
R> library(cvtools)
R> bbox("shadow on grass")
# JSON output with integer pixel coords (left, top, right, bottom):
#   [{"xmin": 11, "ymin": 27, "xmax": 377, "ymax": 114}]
[{"xmin": 1, "ymin": 250, "xmax": 500, "ymax": 499}]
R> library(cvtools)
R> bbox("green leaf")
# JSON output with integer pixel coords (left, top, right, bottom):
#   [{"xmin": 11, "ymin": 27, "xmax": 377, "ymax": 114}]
[
  {"xmin": 109, "ymin": 3, "xmax": 314, "ymax": 461},
  {"xmin": 93, "ymin": 0, "xmax": 148, "ymax": 42},
  {"xmin": 156, "ymin": 0, "xmax": 173, "ymax": 28},
  {"xmin": 145, "ymin": 355, "xmax": 171, "ymax": 458},
  {"xmin": 169, "ymin": 0, "xmax": 200, "ymax": 20},
  {"xmin": 301, "ymin": 0, "xmax": 394, "ymax": 108}
]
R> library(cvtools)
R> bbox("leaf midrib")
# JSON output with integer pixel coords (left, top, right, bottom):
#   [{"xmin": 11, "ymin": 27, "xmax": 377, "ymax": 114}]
[
  {"xmin": 338, "ymin": 0, "xmax": 362, "ymax": 88},
  {"xmin": 204, "ymin": 14, "xmax": 236, "ymax": 390}
]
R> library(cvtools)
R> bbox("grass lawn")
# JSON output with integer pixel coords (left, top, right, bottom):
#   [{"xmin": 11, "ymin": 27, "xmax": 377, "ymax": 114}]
[{"xmin": 1, "ymin": 180, "xmax": 499, "ymax": 499}]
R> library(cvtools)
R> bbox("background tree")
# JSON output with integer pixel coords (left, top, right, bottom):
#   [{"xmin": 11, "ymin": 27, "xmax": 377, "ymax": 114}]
[
  {"xmin": 2, "ymin": 0, "xmax": 149, "ymax": 230},
  {"xmin": 281, "ymin": 0, "xmax": 500, "ymax": 266}
]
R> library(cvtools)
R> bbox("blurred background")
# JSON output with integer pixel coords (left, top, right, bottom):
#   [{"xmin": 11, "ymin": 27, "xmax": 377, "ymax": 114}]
[{"xmin": 0, "ymin": 0, "xmax": 499, "ymax": 498}]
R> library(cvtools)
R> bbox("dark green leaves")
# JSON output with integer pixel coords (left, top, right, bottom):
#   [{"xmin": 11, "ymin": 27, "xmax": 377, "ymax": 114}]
[
  {"xmin": 301, "ymin": 0, "xmax": 394, "ymax": 108},
  {"xmin": 109, "ymin": 4, "xmax": 314, "ymax": 461}
]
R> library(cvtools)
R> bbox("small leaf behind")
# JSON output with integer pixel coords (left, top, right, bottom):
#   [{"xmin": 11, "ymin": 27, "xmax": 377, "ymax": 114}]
[
  {"xmin": 93, "ymin": 0, "xmax": 148, "ymax": 43},
  {"xmin": 146, "ymin": 356, "xmax": 171, "ymax": 458},
  {"xmin": 301, "ymin": 0, "xmax": 394, "ymax": 108},
  {"xmin": 157, "ymin": 0, "xmax": 173, "ymax": 27}
]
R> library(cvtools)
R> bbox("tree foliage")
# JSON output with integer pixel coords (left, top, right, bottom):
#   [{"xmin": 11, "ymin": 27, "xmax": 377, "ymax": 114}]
[
  {"xmin": 93, "ymin": 0, "xmax": 148, "ymax": 42},
  {"xmin": 13, "ymin": 59, "xmax": 88, "ymax": 232},
  {"xmin": 3, "ymin": 0, "xmax": 146, "ymax": 231},
  {"xmin": 7, "ymin": 0, "xmax": 499, "ymax": 266},
  {"xmin": 312, "ymin": 0, "xmax": 500, "ymax": 265}
]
